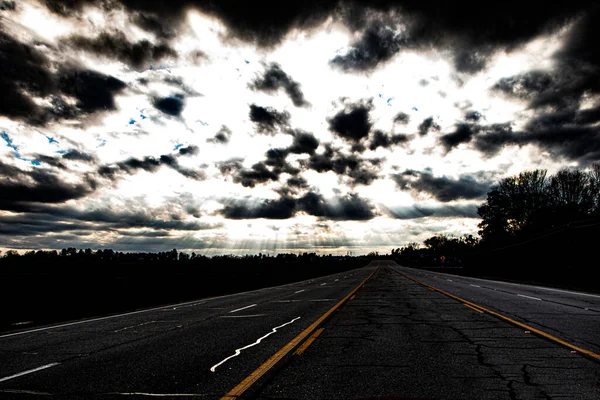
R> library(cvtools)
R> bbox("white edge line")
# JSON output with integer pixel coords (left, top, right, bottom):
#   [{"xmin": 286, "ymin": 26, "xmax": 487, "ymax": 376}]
[
  {"xmin": 229, "ymin": 304, "xmax": 257, "ymax": 313},
  {"xmin": 517, "ymin": 294, "xmax": 542, "ymax": 301},
  {"xmin": 0, "ymin": 296, "xmax": 222, "ymax": 339},
  {"xmin": 0, "ymin": 363, "xmax": 60, "ymax": 383},
  {"xmin": 210, "ymin": 316, "xmax": 301, "ymax": 372},
  {"xmin": 402, "ymin": 266, "xmax": 600, "ymax": 299},
  {"xmin": 0, "ymin": 267, "xmax": 374, "ymax": 339},
  {"xmin": 320, "ymin": 283, "xmax": 327, "ymax": 286},
  {"xmin": 294, "ymin": 289, "xmax": 305, "ymax": 294},
  {"xmin": 470, "ymin": 284, "xmax": 481, "ymax": 288}
]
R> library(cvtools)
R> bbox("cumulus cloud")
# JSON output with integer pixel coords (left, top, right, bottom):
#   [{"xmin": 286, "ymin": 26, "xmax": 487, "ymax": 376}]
[
  {"xmin": 67, "ymin": 31, "xmax": 177, "ymax": 69},
  {"xmin": 392, "ymin": 169, "xmax": 492, "ymax": 202},
  {"xmin": 98, "ymin": 153, "xmax": 205, "ymax": 181},
  {"xmin": 0, "ymin": 161, "xmax": 97, "ymax": 212},
  {"xmin": 331, "ymin": 20, "xmax": 406, "ymax": 72},
  {"xmin": 250, "ymin": 63, "xmax": 309, "ymax": 107},
  {"xmin": 207, "ymin": 126, "xmax": 232, "ymax": 144},
  {"xmin": 385, "ymin": 203, "xmax": 480, "ymax": 219},
  {"xmin": 328, "ymin": 99, "xmax": 373, "ymax": 142},
  {"xmin": 154, "ymin": 95, "xmax": 185, "ymax": 116},
  {"xmin": 221, "ymin": 191, "xmax": 376, "ymax": 220},
  {"xmin": 249, "ymin": 104, "xmax": 291, "ymax": 134}
]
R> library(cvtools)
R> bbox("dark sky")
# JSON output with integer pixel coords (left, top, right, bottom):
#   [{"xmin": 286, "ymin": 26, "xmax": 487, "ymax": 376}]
[{"xmin": 1, "ymin": 0, "xmax": 599, "ymax": 254}]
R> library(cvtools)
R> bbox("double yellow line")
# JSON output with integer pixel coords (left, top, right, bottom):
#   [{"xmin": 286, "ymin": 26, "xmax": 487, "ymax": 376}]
[
  {"xmin": 395, "ymin": 269, "xmax": 600, "ymax": 361},
  {"xmin": 220, "ymin": 268, "xmax": 376, "ymax": 400}
]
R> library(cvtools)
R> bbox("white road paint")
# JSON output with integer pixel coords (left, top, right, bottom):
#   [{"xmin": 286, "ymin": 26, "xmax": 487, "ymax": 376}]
[
  {"xmin": 0, "ymin": 297, "xmax": 216, "ymax": 339},
  {"xmin": 334, "ymin": 279, "xmax": 339, "ymax": 282},
  {"xmin": 405, "ymin": 266, "xmax": 600, "ymax": 299},
  {"xmin": 172, "ymin": 302, "xmax": 206, "ymax": 309},
  {"xmin": 220, "ymin": 314, "xmax": 267, "ymax": 318},
  {"xmin": 229, "ymin": 304, "xmax": 257, "ymax": 313},
  {"xmin": 114, "ymin": 321, "xmax": 157, "ymax": 333},
  {"xmin": 447, "ymin": 279, "xmax": 453, "ymax": 282},
  {"xmin": 309, "ymin": 299, "xmax": 334, "ymax": 302},
  {"xmin": 470, "ymin": 284, "xmax": 481, "ymax": 288},
  {"xmin": 294, "ymin": 289, "xmax": 305, "ymax": 294},
  {"xmin": 320, "ymin": 283, "xmax": 327, "ymax": 286},
  {"xmin": 0, "ymin": 363, "xmax": 60, "ymax": 383},
  {"xmin": 0, "ymin": 390, "xmax": 53, "ymax": 396},
  {"xmin": 517, "ymin": 294, "xmax": 542, "ymax": 301},
  {"xmin": 210, "ymin": 317, "xmax": 301, "ymax": 372}
]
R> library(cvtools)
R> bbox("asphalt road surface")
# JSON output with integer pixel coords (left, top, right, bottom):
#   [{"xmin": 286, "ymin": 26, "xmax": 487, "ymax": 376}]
[{"xmin": 1, "ymin": 261, "xmax": 600, "ymax": 399}]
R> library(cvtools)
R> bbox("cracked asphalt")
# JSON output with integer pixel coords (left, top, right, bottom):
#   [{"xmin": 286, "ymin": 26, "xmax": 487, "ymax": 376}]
[
  {"xmin": 256, "ymin": 262, "xmax": 600, "ymax": 399},
  {"xmin": 0, "ymin": 267, "xmax": 374, "ymax": 399},
  {"xmin": 2, "ymin": 261, "xmax": 599, "ymax": 399}
]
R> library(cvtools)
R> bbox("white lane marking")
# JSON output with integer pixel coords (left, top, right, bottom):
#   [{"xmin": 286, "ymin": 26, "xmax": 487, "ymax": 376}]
[
  {"xmin": 309, "ymin": 299, "xmax": 334, "ymax": 302},
  {"xmin": 0, "ymin": 390, "xmax": 53, "ymax": 396},
  {"xmin": 0, "ymin": 363, "xmax": 60, "ymax": 383},
  {"xmin": 525, "ymin": 286, "xmax": 600, "ymax": 298},
  {"xmin": 470, "ymin": 284, "xmax": 481, "ymax": 288},
  {"xmin": 114, "ymin": 321, "xmax": 157, "ymax": 333},
  {"xmin": 210, "ymin": 317, "xmax": 301, "ymax": 372},
  {"xmin": 407, "ymin": 267, "xmax": 600, "ymax": 299},
  {"xmin": 447, "ymin": 279, "xmax": 453, "ymax": 282},
  {"xmin": 320, "ymin": 283, "xmax": 327, "ymax": 286},
  {"xmin": 229, "ymin": 304, "xmax": 257, "ymax": 313},
  {"xmin": 344, "ymin": 276, "xmax": 347, "ymax": 278},
  {"xmin": 0, "ymin": 297, "xmax": 214, "ymax": 339},
  {"xmin": 518, "ymin": 294, "xmax": 542, "ymax": 301},
  {"xmin": 220, "ymin": 314, "xmax": 267, "ymax": 318},
  {"xmin": 173, "ymin": 302, "xmax": 206, "ymax": 309},
  {"xmin": 0, "ymin": 267, "xmax": 374, "ymax": 339},
  {"xmin": 334, "ymin": 279, "xmax": 339, "ymax": 282},
  {"xmin": 294, "ymin": 289, "xmax": 305, "ymax": 294}
]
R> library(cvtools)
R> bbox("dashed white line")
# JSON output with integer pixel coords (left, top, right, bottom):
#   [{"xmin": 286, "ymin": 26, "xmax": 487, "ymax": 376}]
[
  {"xmin": 320, "ymin": 283, "xmax": 327, "ymax": 286},
  {"xmin": 447, "ymin": 279, "xmax": 453, "ymax": 282},
  {"xmin": 517, "ymin": 294, "xmax": 542, "ymax": 301},
  {"xmin": 220, "ymin": 314, "xmax": 267, "ymax": 318},
  {"xmin": 470, "ymin": 284, "xmax": 481, "ymax": 288},
  {"xmin": 334, "ymin": 279, "xmax": 339, "ymax": 282},
  {"xmin": 114, "ymin": 321, "xmax": 156, "ymax": 333},
  {"xmin": 0, "ymin": 363, "xmax": 60, "ymax": 383},
  {"xmin": 229, "ymin": 304, "xmax": 257, "ymax": 313},
  {"xmin": 210, "ymin": 317, "xmax": 300, "ymax": 372},
  {"xmin": 294, "ymin": 289, "xmax": 305, "ymax": 294}
]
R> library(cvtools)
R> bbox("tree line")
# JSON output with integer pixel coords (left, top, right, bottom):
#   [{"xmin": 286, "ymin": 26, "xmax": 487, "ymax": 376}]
[{"xmin": 390, "ymin": 164, "xmax": 600, "ymax": 291}]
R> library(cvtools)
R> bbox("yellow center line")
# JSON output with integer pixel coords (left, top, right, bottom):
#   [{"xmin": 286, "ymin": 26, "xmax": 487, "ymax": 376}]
[
  {"xmin": 394, "ymin": 269, "xmax": 600, "ymax": 361},
  {"xmin": 294, "ymin": 328, "xmax": 325, "ymax": 356},
  {"xmin": 463, "ymin": 303, "xmax": 484, "ymax": 313},
  {"xmin": 219, "ymin": 268, "xmax": 377, "ymax": 400}
]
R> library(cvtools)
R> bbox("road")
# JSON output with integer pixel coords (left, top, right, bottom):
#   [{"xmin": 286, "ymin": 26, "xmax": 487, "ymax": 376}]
[
  {"xmin": 1, "ymin": 261, "xmax": 600, "ymax": 399},
  {"xmin": 393, "ymin": 263, "xmax": 600, "ymax": 355},
  {"xmin": 0, "ymin": 267, "xmax": 374, "ymax": 399}
]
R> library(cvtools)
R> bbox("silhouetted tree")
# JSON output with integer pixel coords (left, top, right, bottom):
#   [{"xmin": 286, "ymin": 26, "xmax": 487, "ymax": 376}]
[{"xmin": 478, "ymin": 169, "xmax": 548, "ymax": 242}]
